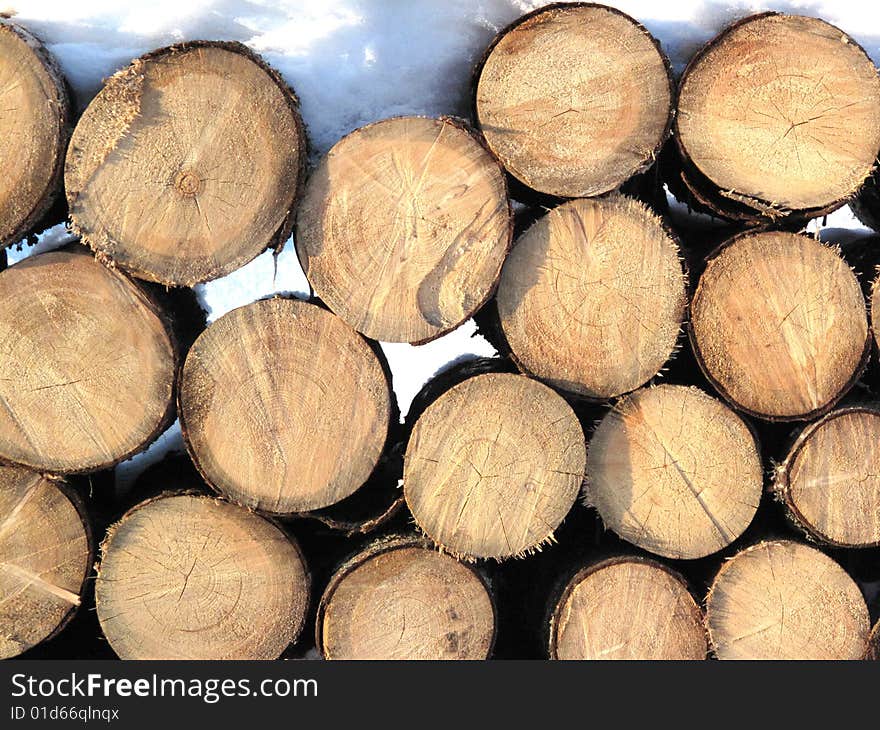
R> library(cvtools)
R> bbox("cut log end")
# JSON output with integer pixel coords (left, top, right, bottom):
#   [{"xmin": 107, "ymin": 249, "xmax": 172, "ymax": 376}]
[
  {"xmin": 497, "ymin": 194, "xmax": 686, "ymax": 399},
  {"xmin": 318, "ymin": 537, "xmax": 495, "ymax": 660},
  {"xmin": 404, "ymin": 372, "xmax": 585, "ymax": 561},
  {"xmin": 867, "ymin": 622, "xmax": 880, "ymax": 660},
  {"xmin": 0, "ymin": 21, "xmax": 70, "ymax": 248},
  {"xmin": 691, "ymin": 231, "xmax": 868, "ymax": 421},
  {"xmin": 96, "ymin": 494, "xmax": 309, "ymax": 660},
  {"xmin": 586, "ymin": 385, "xmax": 762, "ymax": 560},
  {"xmin": 676, "ymin": 13, "xmax": 880, "ymax": 216},
  {"xmin": 0, "ymin": 250, "xmax": 176, "ymax": 473},
  {"xmin": 180, "ymin": 297, "xmax": 392, "ymax": 514},
  {"xmin": 0, "ymin": 464, "xmax": 91, "ymax": 659},
  {"xmin": 550, "ymin": 557, "xmax": 707, "ymax": 660},
  {"xmin": 706, "ymin": 540, "xmax": 870, "ymax": 660},
  {"xmin": 296, "ymin": 115, "xmax": 511, "ymax": 343},
  {"xmin": 475, "ymin": 3, "xmax": 672, "ymax": 198},
  {"xmin": 777, "ymin": 407, "xmax": 880, "ymax": 547},
  {"xmin": 65, "ymin": 41, "xmax": 305, "ymax": 286}
]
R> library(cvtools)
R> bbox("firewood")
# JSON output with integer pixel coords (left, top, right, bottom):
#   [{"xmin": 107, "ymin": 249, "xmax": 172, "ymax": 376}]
[
  {"xmin": 585, "ymin": 384, "xmax": 762, "ymax": 560},
  {"xmin": 867, "ymin": 622, "xmax": 880, "ymax": 660},
  {"xmin": 0, "ymin": 249, "xmax": 176, "ymax": 473},
  {"xmin": 404, "ymin": 372, "xmax": 585, "ymax": 560},
  {"xmin": 317, "ymin": 536, "xmax": 495, "ymax": 660},
  {"xmin": 0, "ymin": 21, "xmax": 70, "ymax": 248},
  {"xmin": 690, "ymin": 231, "xmax": 869, "ymax": 421},
  {"xmin": 0, "ymin": 464, "xmax": 91, "ymax": 659},
  {"xmin": 65, "ymin": 41, "xmax": 305, "ymax": 286},
  {"xmin": 495, "ymin": 194, "xmax": 686, "ymax": 399},
  {"xmin": 473, "ymin": 3, "xmax": 671, "ymax": 200},
  {"xmin": 706, "ymin": 540, "xmax": 870, "ymax": 659},
  {"xmin": 675, "ymin": 13, "xmax": 880, "ymax": 222},
  {"xmin": 775, "ymin": 406, "xmax": 880, "ymax": 547},
  {"xmin": 96, "ymin": 493, "xmax": 309, "ymax": 660},
  {"xmin": 296, "ymin": 115, "xmax": 511, "ymax": 343},
  {"xmin": 179, "ymin": 297, "xmax": 393, "ymax": 514},
  {"xmin": 549, "ymin": 556, "xmax": 707, "ymax": 660}
]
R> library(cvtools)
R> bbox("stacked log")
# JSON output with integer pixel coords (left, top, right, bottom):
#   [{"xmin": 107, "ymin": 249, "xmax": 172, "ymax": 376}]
[{"xmin": 2, "ymin": 6, "xmax": 880, "ymax": 662}]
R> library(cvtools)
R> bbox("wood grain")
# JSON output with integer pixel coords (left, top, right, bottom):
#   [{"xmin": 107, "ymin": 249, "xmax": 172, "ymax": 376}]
[
  {"xmin": 496, "ymin": 194, "xmax": 685, "ymax": 399},
  {"xmin": 404, "ymin": 372, "xmax": 585, "ymax": 560},
  {"xmin": 475, "ymin": 3, "xmax": 672, "ymax": 198},
  {"xmin": 0, "ymin": 250, "xmax": 176, "ymax": 473},
  {"xmin": 296, "ymin": 115, "xmax": 511, "ymax": 343},
  {"xmin": 96, "ymin": 493, "xmax": 309, "ymax": 660},
  {"xmin": 65, "ymin": 42, "xmax": 305, "ymax": 286},
  {"xmin": 706, "ymin": 540, "xmax": 870, "ymax": 660},
  {"xmin": 318, "ymin": 536, "xmax": 495, "ymax": 660},
  {"xmin": 550, "ymin": 556, "xmax": 707, "ymax": 660},
  {"xmin": 585, "ymin": 385, "xmax": 762, "ymax": 560},
  {"xmin": 180, "ymin": 297, "xmax": 392, "ymax": 514}
]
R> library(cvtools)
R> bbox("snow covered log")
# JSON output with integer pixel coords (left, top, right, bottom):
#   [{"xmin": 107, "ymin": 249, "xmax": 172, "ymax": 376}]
[
  {"xmin": 549, "ymin": 556, "xmax": 707, "ymax": 660},
  {"xmin": 0, "ymin": 249, "xmax": 176, "ymax": 473},
  {"xmin": 96, "ymin": 493, "xmax": 310, "ymax": 660},
  {"xmin": 316, "ymin": 536, "xmax": 496, "ymax": 660},
  {"xmin": 473, "ymin": 3, "xmax": 672, "ymax": 200},
  {"xmin": 673, "ymin": 13, "xmax": 880, "ymax": 223},
  {"xmin": 65, "ymin": 41, "xmax": 306, "ymax": 286},
  {"xmin": 0, "ymin": 464, "xmax": 92, "ymax": 659},
  {"xmin": 585, "ymin": 384, "xmax": 762, "ymax": 560},
  {"xmin": 0, "ymin": 21, "xmax": 71, "ymax": 249},
  {"xmin": 689, "ymin": 231, "xmax": 869, "ymax": 421},
  {"xmin": 775, "ymin": 406, "xmax": 880, "ymax": 547},
  {"xmin": 493, "ymin": 194, "xmax": 686, "ymax": 400},
  {"xmin": 706, "ymin": 540, "xmax": 871, "ymax": 660},
  {"xmin": 403, "ymin": 371, "xmax": 585, "ymax": 561},
  {"xmin": 179, "ymin": 297, "xmax": 394, "ymax": 516},
  {"xmin": 296, "ymin": 115, "xmax": 512, "ymax": 344}
]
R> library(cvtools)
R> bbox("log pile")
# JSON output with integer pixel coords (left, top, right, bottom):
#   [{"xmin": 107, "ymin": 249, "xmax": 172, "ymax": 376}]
[{"xmin": 2, "ymin": 6, "xmax": 879, "ymax": 661}]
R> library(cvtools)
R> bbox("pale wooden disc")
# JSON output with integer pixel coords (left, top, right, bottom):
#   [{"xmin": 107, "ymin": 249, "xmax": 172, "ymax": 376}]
[
  {"xmin": 96, "ymin": 494, "xmax": 309, "ymax": 660},
  {"xmin": 867, "ymin": 621, "xmax": 880, "ymax": 660},
  {"xmin": 550, "ymin": 557, "xmax": 707, "ymax": 660},
  {"xmin": 296, "ymin": 116, "xmax": 511, "ymax": 343},
  {"xmin": 404, "ymin": 372, "xmax": 586, "ymax": 560},
  {"xmin": 318, "ymin": 538, "xmax": 495, "ymax": 660},
  {"xmin": 0, "ymin": 464, "xmax": 90, "ymax": 659},
  {"xmin": 0, "ymin": 22, "xmax": 68, "ymax": 248},
  {"xmin": 677, "ymin": 14, "xmax": 880, "ymax": 212},
  {"xmin": 586, "ymin": 385, "xmax": 762, "ymax": 560},
  {"xmin": 66, "ymin": 42, "xmax": 304, "ymax": 286},
  {"xmin": 707, "ymin": 540, "xmax": 870, "ymax": 660},
  {"xmin": 497, "ymin": 195, "xmax": 685, "ymax": 399},
  {"xmin": 180, "ymin": 298, "xmax": 392, "ymax": 514},
  {"xmin": 0, "ymin": 250, "xmax": 176, "ymax": 473},
  {"xmin": 691, "ymin": 231, "xmax": 868, "ymax": 420},
  {"xmin": 475, "ymin": 4, "xmax": 671, "ymax": 198},
  {"xmin": 779, "ymin": 407, "xmax": 880, "ymax": 547}
]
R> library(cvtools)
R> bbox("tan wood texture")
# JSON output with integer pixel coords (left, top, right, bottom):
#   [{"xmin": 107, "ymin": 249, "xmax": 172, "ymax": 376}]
[
  {"xmin": 677, "ymin": 13, "xmax": 880, "ymax": 213},
  {"xmin": 776, "ymin": 407, "xmax": 880, "ymax": 547},
  {"xmin": 96, "ymin": 493, "xmax": 309, "ymax": 660},
  {"xmin": 180, "ymin": 298, "xmax": 392, "ymax": 514},
  {"xmin": 404, "ymin": 372, "xmax": 585, "ymax": 561},
  {"xmin": 0, "ymin": 250, "xmax": 176, "ymax": 473},
  {"xmin": 497, "ymin": 195, "xmax": 685, "ymax": 399},
  {"xmin": 65, "ymin": 42, "xmax": 305, "ymax": 286},
  {"xmin": 0, "ymin": 465, "xmax": 91, "ymax": 659},
  {"xmin": 706, "ymin": 540, "xmax": 870, "ymax": 660},
  {"xmin": 318, "ymin": 537, "xmax": 495, "ymax": 660},
  {"xmin": 550, "ymin": 557, "xmax": 707, "ymax": 660},
  {"xmin": 0, "ymin": 22, "xmax": 69, "ymax": 248},
  {"xmin": 867, "ymin": 621, "xmax": 880, "ymax": 660},
  {"xmin": 585, "ymin": 385, "xmax": 762, "ymax": 560},
  {"xmin": 296, "ymin": 115, "xmax": 511, "ymax": 343},
  {"xmin": 690, "ymin": 231, "xmax": 868, "ymax": 420},
  {"xmin": 475, "ymin": 3, "xmax": 672, "ymax": 198}
]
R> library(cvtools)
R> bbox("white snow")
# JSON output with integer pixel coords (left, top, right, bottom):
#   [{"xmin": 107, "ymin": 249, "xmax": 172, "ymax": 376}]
[{"xmin": 4, "ymin": 0, "xmax": 880, "ymax": 483}]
